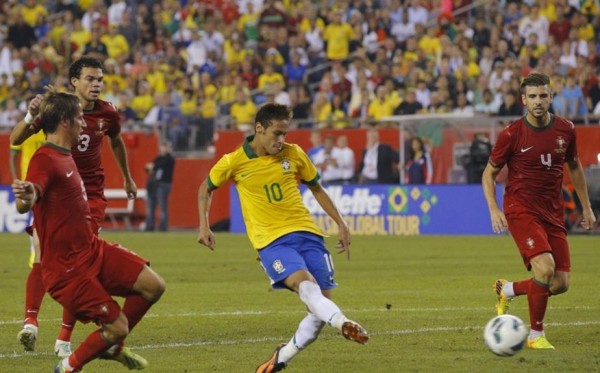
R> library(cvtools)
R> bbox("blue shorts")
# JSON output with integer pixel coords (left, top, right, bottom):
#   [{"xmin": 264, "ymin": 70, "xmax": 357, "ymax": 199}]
[{"xmin": 258, "ymin": 232, "xmax": 337, "ymax": 290}]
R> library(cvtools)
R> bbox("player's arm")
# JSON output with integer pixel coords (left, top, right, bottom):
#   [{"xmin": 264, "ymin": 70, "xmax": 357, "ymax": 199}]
[
  {"xmin": 109, "ymin": 134, "xmax": 137, "ymax": 199},
  {"xmin": 482, "ymin": 162, "xmax": 507, "ymax": 234},
  {"xmin": 9, "ymin": 94, "xmax": 44, "ymax": 146},
  {"xmin": 567, "ymin": 159, "xmax": 597, "ymax": 230},
  {"xmin": 307, "ymin": 182, "xmax": 351, "ymax": 259},
  {"xmin": 197, "ymin": 178, "xmax": 216, "ymax": 250},
  {"xmin": 9, "ymin": 148, "xmax": 20, "ymax": 180},
  {"xmin": 11, "ymin": 180, "xmax": 38, "ymax": 213}
]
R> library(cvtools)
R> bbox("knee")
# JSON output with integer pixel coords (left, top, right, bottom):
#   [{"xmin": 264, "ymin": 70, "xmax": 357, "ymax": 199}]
[
  {"xmin": 102, "ymin": 319, "xmax": 129, "ymax": 343},
  {"xmin": 550, "ymin": 281, "xmax": 569, "ymax": 295},
  {"xmin": 536, "ymin": 267, "xmax": 555, "ymax": 284},
  {"xmin": 147, "ymin": 274, "xmax": 166, "ymax": 302}
]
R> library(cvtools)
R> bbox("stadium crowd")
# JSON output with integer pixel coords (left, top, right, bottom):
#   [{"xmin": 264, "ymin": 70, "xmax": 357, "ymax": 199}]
[{"xmin": 0, "ymin": 0, "xmax": 600, "ymax": 150}]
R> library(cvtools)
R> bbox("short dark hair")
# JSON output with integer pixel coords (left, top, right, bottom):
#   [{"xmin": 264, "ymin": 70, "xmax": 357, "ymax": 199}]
[
  {"xmin": 520, "ymin": 72, "xmax": 550, "ymax": 94},
  {"xmin": 255, "ymin": 103, "xmax": 292, "ymax": 130},
  {"xmin": 68, "ymin": 56, "xmax": 104, "ymax": 83},
  {"xmin": 39, "ymin": 92, "xmax": 80, "ymax": 134}
]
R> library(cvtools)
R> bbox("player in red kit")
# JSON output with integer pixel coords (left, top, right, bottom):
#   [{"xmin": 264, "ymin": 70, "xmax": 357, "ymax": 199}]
[
  {"xmin": 10, "ymin": 57, "xmax": 137, "ymax": 358},
  {"xmin": 482, "ymin": 72, "xmax": 596, "ymax": 349},
  {"xmin": 12, "ymin": 91, "xmax": 165, "ymax": 373}
]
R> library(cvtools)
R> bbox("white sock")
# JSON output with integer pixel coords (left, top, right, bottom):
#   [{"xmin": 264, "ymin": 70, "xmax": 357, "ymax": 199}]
[
  {"xmin": 503, "ymin": 282, "xmax": 515, "ymax": 298},
  {"xmin": 529, "ymin": 329, "xmax": 544, "ymax": 340},
  {"xmin": 62, "ymin": 357, "xmax": 75, "ymax": 370},
  {"xmin": 278, "ymin": 313, "xmax": 325, "ymax": 364},
  {"xmin": 298, "ymin": 281, "xmax": 347, "ymax": 330}
]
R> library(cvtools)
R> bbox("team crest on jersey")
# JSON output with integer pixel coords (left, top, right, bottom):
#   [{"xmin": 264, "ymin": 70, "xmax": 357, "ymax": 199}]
[
  {"xmin": 554, "ymin": 136, "xmax": 566, "ymax": 154},
  {"xmin": 281, "ymin": 159, "xmax": 293, "ymax": 175},
  {"xmin": 526, "ymin": 237, "xmax": 535, "ymax": 249},
  {"xmin": 95, "ymin": 119, "xmax": 107, "ymax": 135},
  {"xmin": 272, "ymin": 259, "xmax": 286, "ymax": 274}
]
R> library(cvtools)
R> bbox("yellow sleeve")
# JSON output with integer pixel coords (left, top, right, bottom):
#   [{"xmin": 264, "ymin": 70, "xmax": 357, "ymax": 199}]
[{"xmin": 208, "ymin": 153, "xmax": 234, "ymax": 189}]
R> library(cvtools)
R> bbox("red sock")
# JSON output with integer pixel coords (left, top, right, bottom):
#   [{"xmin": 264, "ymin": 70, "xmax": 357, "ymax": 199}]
[
  {"xmin": 68, "ymin": 329, "xmax": 111, "ymax": 370},
  {"xmin": 513, "ymin": 278, "xmax": 532, "ymax": 296},
  {"xmin": 527, "ymin": 280, "xmax": 550, "ymax": 332},
  {"xmin": 57, "ymin": 308, "xmax": 77, "ymax": 341},
  {"xmin": 122, "ymin": 294, "xmax": 154, "ymax": 332},
  {"xmin": 24, "ymin": 264, "xmax": 45, "ymax": 327}
]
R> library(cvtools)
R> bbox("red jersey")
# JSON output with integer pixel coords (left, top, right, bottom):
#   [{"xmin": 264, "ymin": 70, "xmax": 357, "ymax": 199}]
[
  {"xmin": 33, "ymin": 99, "xmax": 121, "ymax": 199},
  {"xmin": 26, "ymin": 144, "xmax": 98, "ymax": 292},
  {"xmin": 489, "ymin": 115, "xmax": 578, "ymax": 225},
  {"xmin": 75, "ymin": 99, "xmax": 122, "ymax": 199}
]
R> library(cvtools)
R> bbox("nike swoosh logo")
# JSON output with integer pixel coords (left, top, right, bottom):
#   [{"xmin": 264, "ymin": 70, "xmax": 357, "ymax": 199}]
[
  {"xmin": 521, "ymin": 146, "xmax": 534, "ymax": 153},
  {"xmin": 66, "ymin": 171, "xmax": 74, "ymax": 177}
]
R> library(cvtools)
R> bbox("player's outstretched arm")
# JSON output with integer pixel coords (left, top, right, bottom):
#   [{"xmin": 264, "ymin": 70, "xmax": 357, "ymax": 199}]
[
  {"xmin": 482, "ymin": 162, "xmax": 507, "ymax": 234},
  {"xmin": 109, "ymin": 134, "xmax": 138, "ymax": 199},
  {"xmin": 567, "ymin": 159, "xmax": 597, "ymax": 230},
  {"xmin": 197, "ymin": 179, "xmax": 216, "ymax": 250},
  {"xmin": 9, "ymin": 94, "xmax": 44, "ymax": 146},
  {"xmin": 307, "ymin": 182, "xmax": 351, "ymax": 259}
]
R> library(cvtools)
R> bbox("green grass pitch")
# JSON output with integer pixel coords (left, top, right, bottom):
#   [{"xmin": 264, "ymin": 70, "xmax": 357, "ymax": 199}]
[{"xmin": 0, "ymin": 233, "xmax": 599, "ymax": 372}]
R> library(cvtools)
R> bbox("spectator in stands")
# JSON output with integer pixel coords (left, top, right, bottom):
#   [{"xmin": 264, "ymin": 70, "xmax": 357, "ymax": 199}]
[
  {"xmin": 323, "ymin": 10, "xmax": 354, "ymax": 61},
  {"xmin": 405, "ymin": 136, "xmax": 433, "ymax": 185},
  {"xmin": 83, "ymin": 27, "xmax": 108, "ymax": 60},
  {"xmin": 563, "ymin": 75, "xmax": 588, "ymax": 120},
  {"xmin": 498, "ymin": 90, "xmax": 523, "ymax": 117},
  {"xmin": 145, "ymin": 141, "xmax": 176, "ymax": 232},
  {"xmin": 8, "ymin": 13, "xmax": 37, "ymax": 49},
  {"xmin": 313, "ymin": 134, "xmax": 342, "ymax": 184},
  {"xmin": 311, "ymin": 91, "xmax": 332, "ymax": 128},
  {"xmin": 230, "ymin": 89, "xmax": 257, "ymax": 132},
  {"xmin": 368, "ymin": 85, "xmax": 396, "ymax": 124},
  {"xmin": 394, "ymin": 89, "xmax": 423, "ymax": 115},
  {"xmin": 131, "ymin": 81, "xmax": 154, "ymax": 120},
  {"xmin": 291, "ymin": 86, "xmax": 312, "ymax": 125},
  {"xmin": 475, "ymin": 88, "xmax": 500, "ymax": 114},
  {"xmin": 358, "ymin": 128, "xmax": 399, "ymax": 184},
  {"xmin": 335, "ymin": 135, "xmax": 356, "ymax": 184}
]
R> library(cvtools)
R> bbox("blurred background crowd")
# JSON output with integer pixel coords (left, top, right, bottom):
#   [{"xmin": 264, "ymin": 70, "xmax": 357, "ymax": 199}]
[{"xmin": 0, "ymin": 0, "xmax": 600, "ymax": 152}]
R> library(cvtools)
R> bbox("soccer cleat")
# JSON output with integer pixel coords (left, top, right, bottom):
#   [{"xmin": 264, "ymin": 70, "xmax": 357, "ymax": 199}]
[
  {"xmin": 493, "ymin": 279, "xmax": 512, "ymax": 315},
  {"xmin": 341, "ymin": 321, "xmax": 369, "ymax": 344},
  {"xmin": 17, "ymin": 324, "xmax": 38, "ymax": 352},
  {"xmin": 527, "ymin": 335, "xmax": 555, "ymax": 350},
  {"xmin": 255, "ymin": 343, "xmax": 286, "ymax": 373},
  {"xmin": 55, "ymin": 340, "xmax": 72, "ymax": 357},
  {"xmin": 100, "ymin": 346, "xmax": 148, "ymax": 370},
  {"xmin": 53, "ymin": 361, "xmax": 82, "ymax": 373}
]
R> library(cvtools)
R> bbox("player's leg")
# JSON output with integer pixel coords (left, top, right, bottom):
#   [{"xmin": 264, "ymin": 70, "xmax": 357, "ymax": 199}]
[
  {"xmin": 526, "ymin": 252, "xmax": 555, "ymax": 349},
  {"xmin": 256, "ymin": 234, "xmax": 367, "ymax": 372},
  {"xmin": 97, "ymin": 241, "xmax": 165, "ymax": 369},
  {"xmin": 57, "ymin": 312, "xmax": 129, "ymax": 373},
  {"xmin": 18, "ymin": 229, "xmax": 44, "ymax": 351},
  {"xmin": 53, "ymin": 279, "xmax": 126, "ymax": 372},
  {"xmin": 55, "ymin": 309, "xmax": 77, "ymax": 357}
]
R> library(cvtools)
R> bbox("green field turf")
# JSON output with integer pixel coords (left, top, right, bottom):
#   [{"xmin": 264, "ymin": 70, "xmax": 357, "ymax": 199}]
[{"xmin": 0, "ymin": 233, "xmax": 598, "ymax": 372}]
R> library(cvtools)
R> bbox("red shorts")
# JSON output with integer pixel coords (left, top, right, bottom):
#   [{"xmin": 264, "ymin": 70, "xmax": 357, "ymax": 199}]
[
  {"xmin": 506, "ymin": 212, "xmax": 570, "ymax": 272},
  {"xmin": 48, "ymin": 238, "xmax": 148, "ymax": 324},
  {"xmin": 88, "ymin": 197, "xmax": 107, "ymax": 233}
]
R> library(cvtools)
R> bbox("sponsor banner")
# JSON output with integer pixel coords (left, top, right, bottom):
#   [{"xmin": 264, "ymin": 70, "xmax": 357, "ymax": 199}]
[
  {"xmin": 0, "ymin": 185, "xmax": 32, "ymax": 233},
  {"xmin": 230, "ymin": 184, "xmax": 504, "ymax": 235}
]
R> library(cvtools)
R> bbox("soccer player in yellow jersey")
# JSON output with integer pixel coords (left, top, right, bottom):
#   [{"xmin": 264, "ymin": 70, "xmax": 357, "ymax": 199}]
[
  {"xmin": 197, "ymin": 103, "xmax": 368, "ymax": 373},
  {"xmin": 9, "ymin": 122, "xmax": 45, "ymax": 267}
]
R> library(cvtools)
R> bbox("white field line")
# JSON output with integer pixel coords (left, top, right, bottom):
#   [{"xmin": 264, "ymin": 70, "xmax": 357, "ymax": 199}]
[
  {"xmin": 0, "ymin": 314, "xmax": 598, "ymax": 359},
  {"xmin": 0, "ymin": 305, "xmax": 594, "ymax": 326}
]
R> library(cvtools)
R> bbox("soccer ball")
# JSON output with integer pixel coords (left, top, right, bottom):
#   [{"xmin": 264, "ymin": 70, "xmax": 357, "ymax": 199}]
[{"xmin": 483, "ymin": 314, "xmax": 528, "ymax": 356}]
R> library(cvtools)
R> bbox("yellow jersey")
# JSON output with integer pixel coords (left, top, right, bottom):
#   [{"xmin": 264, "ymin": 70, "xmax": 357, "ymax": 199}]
[
  {"xmin": 208, "ymin": 136, "xmax": 323, "ymax": 249},
  {"xmin": 11, "ymin": 130, "xmax": 46, "ymax": 179}
]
